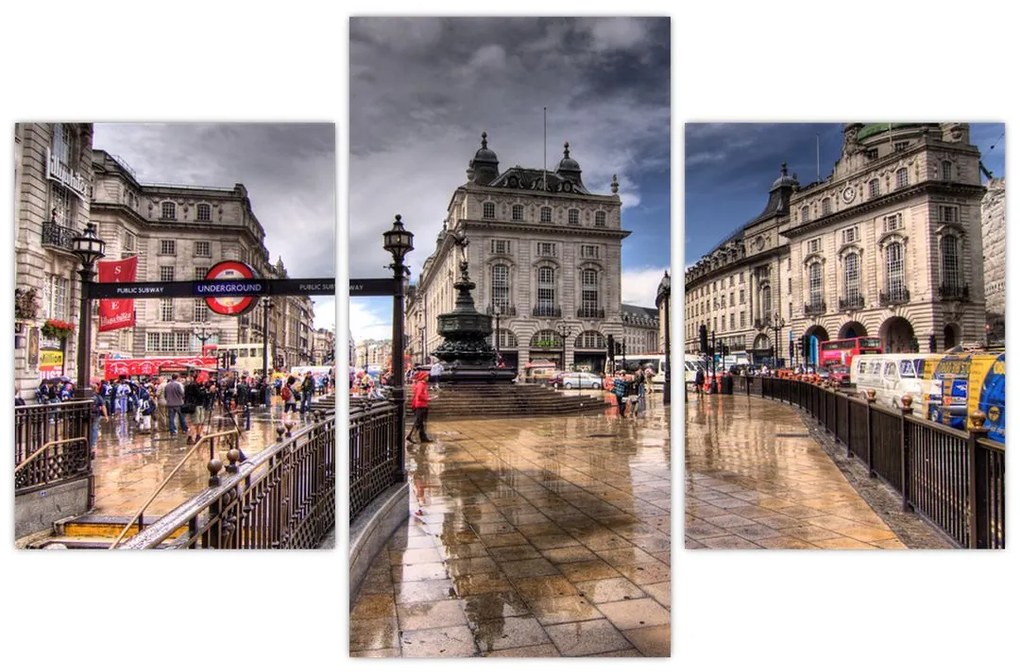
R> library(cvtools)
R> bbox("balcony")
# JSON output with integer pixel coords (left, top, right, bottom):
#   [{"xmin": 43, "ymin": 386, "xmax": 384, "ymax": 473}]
[
  {"xmin": 532, "ymin": 305, "xmax": 561, "ymax": 318},
  {"xmin": 838, "ymin": 295, "xmax": 865, "ymax": 311},
  {"xmin": 879, "ymin": 287, "xmax": 911, "ymax": 306},
  {"xmin": 576, "ymin": 307, "xmax": 605, "ymax": 319},
  {"xmin": 41, "ymin": 220, "xmax": 77, "ymax": 254},
  {"xmin": 938, "ymin": 283, "xmax": 969, "ymax": 301},
  {"xmin": 804, "ymin": 301, "xmax": 826, "ymax": 316},
  {"xmin": 753, "ymin": 318, "xmax": 769, "ymax": 330},
  {"xmin": 487, "ymin": 304, "xmax": 517, "ymax": 317}
]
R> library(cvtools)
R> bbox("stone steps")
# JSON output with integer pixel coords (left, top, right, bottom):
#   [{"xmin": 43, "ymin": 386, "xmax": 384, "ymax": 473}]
[{"xmin": 414, "ymin": 384, "xmax": 610, "ymax": 417}]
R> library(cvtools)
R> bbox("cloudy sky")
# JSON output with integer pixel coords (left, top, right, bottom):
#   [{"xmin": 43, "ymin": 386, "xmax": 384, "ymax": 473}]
[
  {"xmin": 348, "ymin": 17, "xmax": 671, "ymax": 343},
  {"xmin": 685, "ymin": 122, "xmax": 1007, "ymax": 265},
  {"xmin": 92, "ymin": 123, "xmax": 336, "ymax": 329}
]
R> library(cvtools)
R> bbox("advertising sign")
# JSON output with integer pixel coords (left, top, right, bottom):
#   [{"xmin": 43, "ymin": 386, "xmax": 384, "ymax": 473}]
[
  {"xmin": 98, "ymin": 256, "xmax": 138, "ymax": 331},
  {"xmin": 204, "ymin": 260, "xmax": 258, "ymax": 316}
]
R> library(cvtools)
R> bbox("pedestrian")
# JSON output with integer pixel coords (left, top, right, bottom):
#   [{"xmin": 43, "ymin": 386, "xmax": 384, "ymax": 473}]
[
  {"xmin": 407, "ymin": 371, "xmax": 433, "ymax": 443},
  {"xmin": 15, "ymin": 387, "xmax": 26, "ymax": 407},
  {"xmin": 184, "ymin": 375, "xmax": 202, "ymax": 442},
  {"xmin": 89, "ymin": 383, "xmax": 108, "ymax": 449},
  {"xmin": 114, "ymin": 375, "xmax": 131, "ymax": 415},
  {"xmin": 612, "ymin": 371, "xmax": 628, "ymax": 418},
  {"xmin": 429, "ymin": 360, "xmax": 443, "ymax": 391},
  {"xmin": 694, "ymin": 367, "xmax": 705, "ymax": 396},
  {"xmin": 281, "ymin": 375, "xmax": 298, "ymax": 418},
  {"xmin": 154, "ymin": 376, "xmax": 168, "ymax": 431},
  {"xmin": 164, "ymin": 373, "xmax": 187, "ymax": 437},
  {"xmin": 300, "ymin": 371, "xmax": 314, "ymax": 414},
  {"xmin": 136, "ymin": 385, "xmax": 153, "ymax": 434}
]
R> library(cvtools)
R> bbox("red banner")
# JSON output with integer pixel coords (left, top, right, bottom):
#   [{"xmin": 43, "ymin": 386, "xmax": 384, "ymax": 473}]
[
  {"xmin": 103, "ymin": 356, "xmax": 217, "ymax": 380},
  {"xmin": 98, "ymin": 256, "xmax": 138, "ymax": 332}
]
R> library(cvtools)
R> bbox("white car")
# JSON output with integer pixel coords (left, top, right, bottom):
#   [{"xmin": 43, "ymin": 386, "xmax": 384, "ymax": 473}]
[{"xmin": 555, "ymin": 372, "xmax": 604, "ymax": 389}]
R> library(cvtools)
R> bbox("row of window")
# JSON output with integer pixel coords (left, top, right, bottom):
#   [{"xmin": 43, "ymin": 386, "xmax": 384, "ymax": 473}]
[
  {"xmin": 156, "ymin": 299, "xmax": 211, "ymax": 322},
  {"xmin": 801, "ymin": 164, "xmax": 953, "ymax": 223},
  {"xmin": 160, "ymin": 202, "xmax": 213, "ymax": 222},
  {"xmin": 491, "ymin": 239, "xmax": 600, "ymax": 259},
  {"xmin": 803, "ymin": 207, "xmax": 957, "ymax": 256},
  {"xmin": 157, "ymin": 240, "xmax": 211, "ymax": 257},
  {"xmin": 145, "ymin": 331, "xmax": 209, "ymax": 352},
  {"xmin": 482, "ymin": 202, "xmax": 607, "ymax": 227},
  {"xmin": 491, "ymin": 265, "xmax": 601, "ymax": 312}
]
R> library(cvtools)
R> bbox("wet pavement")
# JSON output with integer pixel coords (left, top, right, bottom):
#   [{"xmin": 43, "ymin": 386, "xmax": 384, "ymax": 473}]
[
  {"xmin": 685, "ymin": 393, "xmax": 906, "ymax": 549},
  {"xmin": 91, "ymin": 402, "xmax": 321, "ymax": 517},
  {"xmin": 349, "ymin": 391, "xmax": 671, "ymax": 657}
]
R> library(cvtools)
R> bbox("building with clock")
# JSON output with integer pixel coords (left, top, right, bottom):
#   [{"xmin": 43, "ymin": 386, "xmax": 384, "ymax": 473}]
[
  {"xmin": 685, "ymin": 123, "xmax": 989, "ymax": 364},
  {"xmin": 406, "ymin": 133, "xmax": 630, "ymax": 375}
]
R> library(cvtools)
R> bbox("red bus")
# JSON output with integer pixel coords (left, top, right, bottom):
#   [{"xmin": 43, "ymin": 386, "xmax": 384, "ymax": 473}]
[{"xmin": 819, "ymin": 337, "xmax": 883, "ymax": 366}]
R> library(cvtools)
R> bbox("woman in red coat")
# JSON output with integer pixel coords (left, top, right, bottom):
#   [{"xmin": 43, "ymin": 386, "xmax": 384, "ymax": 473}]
[{"xmin": 407, "ymin": 371, "xmax": 433, "ymax": 443}]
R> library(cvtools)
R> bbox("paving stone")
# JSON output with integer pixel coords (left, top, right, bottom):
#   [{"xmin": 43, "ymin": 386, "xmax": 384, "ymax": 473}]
[
  {"xmin": 545, "ymin": 619, "xmax": 633, "ymax": 656},
  {"xmin": 399, "ymin": 624, "xmax": 477, "ymax": 657}
]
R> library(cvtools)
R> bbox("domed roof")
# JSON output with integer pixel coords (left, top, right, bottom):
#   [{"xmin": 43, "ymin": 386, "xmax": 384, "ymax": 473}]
[
  {"xmin": 856, "ymin": 123, "xmax": 933, "ymax": 142},
  {"xmin": 557, "ymin": 142, "xmax": 580, "ymax": 172},
  {"xmin": 771, "ymin": 162, "xmax": 798, "ymax": 190},
  {"xmin": 473, "ymin": 132, "xmax": 498, "ymax": 164}
]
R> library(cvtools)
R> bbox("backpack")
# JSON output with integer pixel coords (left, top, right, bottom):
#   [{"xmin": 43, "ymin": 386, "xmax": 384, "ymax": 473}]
[{"xmin": 281, "ymin": 384, "xmax": 292, "ymax": 401}]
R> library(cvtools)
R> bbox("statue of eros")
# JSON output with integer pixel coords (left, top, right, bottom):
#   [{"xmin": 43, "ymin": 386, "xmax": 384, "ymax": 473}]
[{"xmin": 451, "ymin": 228, "xmax": 469, "ymax": 262}]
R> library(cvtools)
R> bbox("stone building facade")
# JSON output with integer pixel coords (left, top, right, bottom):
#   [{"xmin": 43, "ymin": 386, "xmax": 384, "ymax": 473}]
[
  {"xmin": 14, "ymin": 123, "xmax": 96, "ymax": 395},
  {"xmin": 406, "ymin": 133, "xmax": 629, "ymax": 375},
  {"xmin": 621, "ymin": 303, "xmax": 660, "ymax": 354},
  {"xmin": 685, "ymin": 123, "xmax": 988, "ymax": 363},
  {"xmin": 981, "ymin": 177, "xmax": 1006, "ymax": 343}
]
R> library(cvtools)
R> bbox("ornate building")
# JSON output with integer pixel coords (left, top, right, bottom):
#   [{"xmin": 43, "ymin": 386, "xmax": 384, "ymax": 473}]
[
  {"xmin": 406, "ymin": 133, "xmax": 630, "ymax": 374},
  {"xmin": 981, "ymin": 177, "xmax": 1006, "ymax": 344},
  {"xmin": 685, "ymin": 123, "xmax": 988, "ymax": 363},
  {"xmin": 14, "ymin": 123, "xmax": 96, "ymax": 395},
  {"xmin": 621, "ymin": 303, "xmax": 660, "ymax": 354}
]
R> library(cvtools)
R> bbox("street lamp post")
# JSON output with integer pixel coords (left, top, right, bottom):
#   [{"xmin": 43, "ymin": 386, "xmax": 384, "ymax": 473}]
[
  {"xmin": 70, "ymin": 222, "xmax": 106, "ymax": 397},
  {"xmin": 658, "ymin": 270, "xmax": 671, "ymax": 405},
  {"xmin": 709, "ymin": 330, "xmax": 718, "ymax": 393},
  {"xmin": 771, "ymin": 313, "xmax": 786, "ymax": 369},
  {"xmin": 193, "ymin": 325, "xmax": 212, "ymax": 354},
  {"xmin": 554, "ymin": 321, "xmax": 570, "ymax": 372},
  {"xmin": 384, "ymin": 215, "xmax": 414, "ymax": 482},
  {"xmin": 261, "ymin": 298, "xmax": 273, "ymax": 378},
  {"xmin": 493, "ymin": 304, "xmax": 502, "ymax": 361}
]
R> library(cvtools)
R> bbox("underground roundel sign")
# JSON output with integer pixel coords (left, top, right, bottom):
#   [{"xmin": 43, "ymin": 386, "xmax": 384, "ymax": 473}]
[{"xmin": 204, "ymin": 260, "xmax": 258, "ymax": 316}]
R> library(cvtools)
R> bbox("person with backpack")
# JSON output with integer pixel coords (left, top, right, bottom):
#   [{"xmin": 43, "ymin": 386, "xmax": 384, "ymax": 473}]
[
  {"xmin": 281, "ymin": 375, "xmax": 298, "ymax": 417},
  {"xmin": 300, "ymin": 372, "xmax": 314, "ymax": 414}
]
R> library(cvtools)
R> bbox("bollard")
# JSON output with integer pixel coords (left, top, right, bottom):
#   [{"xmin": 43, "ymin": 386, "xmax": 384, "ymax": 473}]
[
  {"xmin": 967, "ymin": 409, "xmax": 991, "ymax": 548},
  {"xmin": 899, "ymin": 395, "xmax": 914, "ymax": 511}
]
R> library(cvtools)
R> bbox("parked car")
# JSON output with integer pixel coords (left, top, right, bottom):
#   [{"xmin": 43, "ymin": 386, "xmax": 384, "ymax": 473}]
[
  {"xmin": 826, "ymin": 364, "xmax": 852, "ymax": 386},
  {"xmin": 552, "ymin": 372, "xmax": 604, "ymax": 389}
]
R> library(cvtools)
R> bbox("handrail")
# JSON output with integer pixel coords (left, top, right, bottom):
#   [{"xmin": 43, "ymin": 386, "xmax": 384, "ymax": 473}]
[
  {"xmin": 109, "ymin": 428, "xmax": 240, "ymax": 549},
  {"xmin": 14, "ymin": 437, "xmax": 88, "ymax": 475}
]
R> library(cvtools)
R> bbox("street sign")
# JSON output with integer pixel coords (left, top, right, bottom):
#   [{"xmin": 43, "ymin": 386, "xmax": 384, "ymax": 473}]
[
  {"xmin": 90, "ymin": 277, "xmax": 338, "ymax": 299},
  {"xmin": 205, "ymin": 260, "xmax": 258, "ymax": 316},
  {"xmin": 350, "ymin": 278, "xmax": 398, "ymax": 297}
]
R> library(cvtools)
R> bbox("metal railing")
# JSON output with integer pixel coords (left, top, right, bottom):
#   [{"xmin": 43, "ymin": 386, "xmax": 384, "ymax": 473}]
[
  {"xmin": 115, "ymin": 410, "xmax": 335, "ymax": 549},
  {"xmin": 938, "ymin": 283, "xmax": 969, "ymax": 301},
  {"xmin": 15, "ymin": 400, "xmax": 92, "ymax": 477},
  {"xmin": 838, "ymin": 295, "xmax": 865, "ymax": 311},
  {"xmin": 804, "ymin": 301, "xmax": 826, "ymax": 316},
  {"xmin": 350, "ymin": 400, "xmax": 403, "ymax": 522},
  {"xmin": 577, "ymin": 307, "xmax": 605, "ymax": 319},
  {"xmin": 41, "ymin": 220, "xmax": 77, "ymax": 252},
  {"xmin": 532, "ymin": 305, "xmax": 562, "ymax": 318},
  {"xmin": 740, "ymin": 375, "xmax": 1005, "ymax": 548},
  {"xmin": 15, "ymin": 436, "xmax": 90, "ymax": 492},
  {"xmin": 879, "ymin": 287, "xmax": 911, "ymax": 305}
]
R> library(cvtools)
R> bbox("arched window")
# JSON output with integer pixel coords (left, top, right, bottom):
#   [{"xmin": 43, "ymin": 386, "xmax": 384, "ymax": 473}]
[
  {"xmin": 941, "ymin": 235, "xmax": 960, "ymax": 293},
  {"xmin": 896, "ymin": 167, "xmax": 908, "ymax": 189},
  {"xmin": 540, "ymin": 206, "xmax": 552, "ymax": 223},
  {"xmin": 512, "ymin": 204, "xmax": 523, "ymax": 221},
  {"xmin": 941, "ymin": 160, "xmax": 952, "ymax": 181},
  {"xmin": 868, "ymin": 178, "xmax": 880, "ymax": 198},
  {"xmin": 844, "ymin": 252, "xmax": 861, "ymax": 304},
  {"xmin": 760, "ymin": 284, "xmax": 772, "ymax": 319},
  {"xmin": 821, "ymin": 198, "xmax": 832, "ymax": 215},
  {"xmin": 483, "ymin": 202, "xmax": 495, "ymax": 219},
  {"xmin": 885, "ymin": 242, "xmax": 905, "ymax": 299},
  {"xmin": 537, "ymin": 266, "xmax": 555, "ymax": 313},
  {"xmin": 808, "ymin": 262, "xmax": 823, "ymax": 307},
  {"xmin": 595, "ymin": 211, "xmax": 606, "ymax": 227},
  {"xmin": 575, "ymin": 330, "xmax": 606, "ymax": 349},
  {"xmin": 196, "ymin": 203, "xmax": 211, "ymax": 221},
  {"xmin": 568, "ymin": 208, "xmax": 580, "ymax": 225},
  {"xmin": 530, "ymin": 329, "xmax": 562, "ymax": 348},
  {"xmin": 491, "ymin": 264, "xmax": 510, "ymax": 311}
]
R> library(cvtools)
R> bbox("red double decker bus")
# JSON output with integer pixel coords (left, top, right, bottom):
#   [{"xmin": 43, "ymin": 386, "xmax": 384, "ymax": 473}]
[{"xmin": 819, "ymin": 337, "xmax": 883, "ymax": 366}]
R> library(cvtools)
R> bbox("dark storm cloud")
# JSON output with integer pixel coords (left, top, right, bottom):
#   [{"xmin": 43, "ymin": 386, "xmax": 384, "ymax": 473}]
[
  {"xmin": 348, "ymin": 17, "xmax": 670, "ymax": 280},
  {"xmin": 92, "ymin": 123, "xmax": 336, "ymax": 327}
]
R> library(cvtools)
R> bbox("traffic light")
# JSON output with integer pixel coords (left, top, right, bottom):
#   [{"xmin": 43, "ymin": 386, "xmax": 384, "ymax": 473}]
[
  {"xmin": 699, "ymin": 324, "xmax": 708, "ymax": 354},
  {"xmin": 230, "ymin": 353, "xmax": 237, "ymax": 365},
  {"xmin": 607, "ymin": 334, "xmax": 615, "ymax": 357}
]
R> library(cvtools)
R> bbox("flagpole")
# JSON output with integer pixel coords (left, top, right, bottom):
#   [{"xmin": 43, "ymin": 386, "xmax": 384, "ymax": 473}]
[{"xmin": 543, "ymin": 106, "xmax": 547, "ymax": 191}]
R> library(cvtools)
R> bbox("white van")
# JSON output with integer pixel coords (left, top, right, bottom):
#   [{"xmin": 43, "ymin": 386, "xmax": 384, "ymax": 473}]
[
  {"xmin": 683, "ymin": 357, "xmax": 706, "ymax": 386},
  {"xmin": 850, "ymin": 354, "xmax": 935, "ymax": 409},
  {"xmin": 628, "ymin": 353, "xmax": 668, "ymax": 389}
]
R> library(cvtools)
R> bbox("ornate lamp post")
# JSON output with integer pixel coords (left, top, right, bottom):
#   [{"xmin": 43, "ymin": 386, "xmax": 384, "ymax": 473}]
[
  {"xmin": 657, "ymin": 270, "xmax": 671, "ymax": 404},
  {"xmin": 261, "ymin": 297, "xmax": 273, "ymax": 378},
  {"xmin": 70, "ymin": 222, "xmax": 106, "ymax": 397},
  {"xmin": 554, "ymin": 321, "xmax": 570, "ymax": 371},
  {"xmin": 383, "ymin": 215, "xmax": 413, "ymax": 481},
  {"xmin": 193, "ymin": 325, "xmax": 212, "ymax": 354},
  {"xmin": 771, "ymin": 312, "xmax": 786, "ymax": 369}
]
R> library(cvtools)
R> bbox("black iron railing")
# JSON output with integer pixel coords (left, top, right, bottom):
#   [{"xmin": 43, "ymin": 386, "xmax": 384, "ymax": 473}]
[
  {"xmin": 804, "ymin": 301, "xmax": 826, "ymax": 316},
  {"xmin": 350, "ymin": 400, "xmax": 403, "ymax": 522},
  {"xmin": 739, "ymin": 375, "xmax": 1005, "ymax": 549},
  {"xmin": 880, "ymin": 287, "xmax": 911, "ymax": 305},
  {"xmin": 117, "ymin": 410, "xmax": 336, "ymax": 549},
  {"xmin": 838, "ymin": 295, "xmax": 865, "ymax": 311},
  {"xmin": 938, "ymin": 283, "xmax": 969, "ymax": 301},
  {"xmin": 488, "ymin": 304, "xmax": 517, "ymax": 317},
  {"xmin": 532, "ymin": 305, "xmax": 562, "ymax": 318},
  {"xmin": 41, "ymin": 220, "xmax": 78, "ymax": 252},
  {"xmin": 14, "ymin": 401, "xmax": 91, "ymax": 473},
  {"xmin": 576, "ymin": 307, "xmax": 605, "ymax": 319}
]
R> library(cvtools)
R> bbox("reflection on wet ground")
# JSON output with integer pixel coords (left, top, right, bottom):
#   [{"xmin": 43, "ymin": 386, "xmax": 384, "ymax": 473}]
[
  {"xmin": 91, "ymin": 404, "xmax": 319, "ymax": 517},
  {"xmin": 350, "ymin": 392, "xmax": 671, "ymax": 657},
  {"xmin": 685, "ymin": 394, "xmax": 905, "ymax": 549}
]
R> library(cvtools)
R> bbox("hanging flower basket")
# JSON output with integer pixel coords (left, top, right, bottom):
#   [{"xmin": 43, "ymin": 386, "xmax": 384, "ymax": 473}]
[
  {"xmin": 41, "ymin": 319, "xmax": 75, "ymax": 340},
  {"xmin": 15, "ymin": 288, "xmax": 40, "ymax": 320}
]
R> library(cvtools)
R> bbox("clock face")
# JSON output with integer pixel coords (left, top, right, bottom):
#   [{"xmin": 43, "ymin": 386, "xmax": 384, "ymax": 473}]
[
  {"xmin": 842, "ymin": 186, "xmax": 856, "ymax": 204},
  {"xmin": 755, "ymin": 236, "xmax": 765, "ymax": 251}
]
